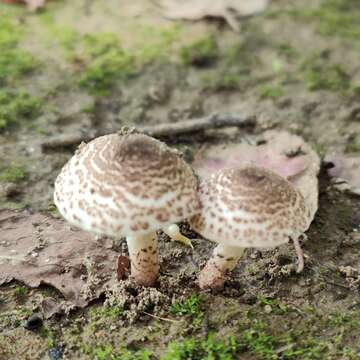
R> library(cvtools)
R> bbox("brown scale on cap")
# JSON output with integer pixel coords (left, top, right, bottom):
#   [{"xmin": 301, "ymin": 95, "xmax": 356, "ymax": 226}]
[
  {"xmin": 190, "ymin": 166, "xmax": 314, "ymax": 290},
  {"xmin": 54, "ymin": 133, "xmax": 200, "ymax": 286}
]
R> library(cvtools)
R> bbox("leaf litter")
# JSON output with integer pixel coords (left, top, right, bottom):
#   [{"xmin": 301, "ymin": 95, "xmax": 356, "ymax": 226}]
[
  {"xmin": 0, "ymin": 209, "xmax": 119, "ymax": 316},
  {"xmin": 155, "ymin": 0, "xmax": 269, "ymax": 31},
  {"xmin": 325, "ymin": 153, "xmax": 360, "ymax": 195},
  {"xmin": 1, "ymin": 0, "xmax": 46, "ymax": 11}
]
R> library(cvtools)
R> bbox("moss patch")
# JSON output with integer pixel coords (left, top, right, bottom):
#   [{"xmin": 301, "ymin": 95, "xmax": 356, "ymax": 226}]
[
  {"xmin": 0, "ymin": 90, "xmax": 42, "ymax": 131},
  {"xmin": 299, "ymin": 0, "xmax": 360, "ymax": 40},
  {"xmin": 170, "ymin": 293, "xmax": 204, "ymax": 328},
  {"xmin": 179, "ymin": 35, "xmax": 218, "ymax": 67},
  {"xmin": 0, "ymin": 164, "xmax": 26, "ymax": 184},
  {"xmin": 301, "ymin": 52, "xmax": 350, "ymax": 91},
  {"xmin": 78, "ymin": 33, "xmax": 135, "ymax": 94},
  {"xmin": 0, "ymin": 16, "xmax": 37, "ymax": 85},
  {"xmin": 163, "ymin": 334, "xmax": 238, "ymax": 360}
]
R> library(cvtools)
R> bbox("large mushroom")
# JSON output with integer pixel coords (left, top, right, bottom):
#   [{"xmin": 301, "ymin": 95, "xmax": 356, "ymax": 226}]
[
  {"xmin": 54, "ymin": 133, "xmax": 199, "ymax": 286},
  {"xmin": 190, "ymin": 163, "xmax": 318, "ymax": 290}
]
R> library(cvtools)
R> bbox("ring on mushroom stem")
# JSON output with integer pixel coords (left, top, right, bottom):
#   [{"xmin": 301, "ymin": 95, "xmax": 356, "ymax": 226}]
[
  {"xmin": 54, "ymin": 132, "xmax": 200, "ymax": 287},
  {"xmin": 189, "ymin": 164, "xmax": 319, "ymax": 290}
]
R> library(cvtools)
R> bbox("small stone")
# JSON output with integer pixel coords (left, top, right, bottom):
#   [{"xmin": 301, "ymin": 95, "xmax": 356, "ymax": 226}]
[
  {"xmin": 23, "ymin": 313, "xmax": 43, "ymax": 331},
  {"xmin": 264, "ymin": 304, "xmax": 272, "ymax": 314},
  {"xmin": 48, "ymin": 346, "xmax": 65, "ymax": 360}
]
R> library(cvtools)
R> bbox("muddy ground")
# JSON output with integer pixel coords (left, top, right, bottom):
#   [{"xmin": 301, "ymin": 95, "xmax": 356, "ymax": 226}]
[{"xmin": 1, "ymin": 0, "xmax": 360, "ymax": 359}]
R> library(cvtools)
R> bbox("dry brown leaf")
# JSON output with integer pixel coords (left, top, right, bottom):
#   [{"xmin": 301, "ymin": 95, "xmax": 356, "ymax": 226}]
[
  {"xmin": 0, "ymin": 209, "xmax": 119, "ymax": 314},
  {"xmin": 1, "ymin": 0, "xmax": 46, "ymax": 11},
  {"xmin": 325, "ymin": 153, "xmax": 360, "ymax": 195},
  {"xmin": 193, "ymin": 131, "xmax": 311, "ymax": 180},
  {"xmin": 156, "ymin": 0, "xmax": 269, "ymax": 30}
]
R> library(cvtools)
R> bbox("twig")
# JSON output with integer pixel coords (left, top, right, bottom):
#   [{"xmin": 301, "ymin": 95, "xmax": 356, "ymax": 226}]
[
  {"xmin": 292, "ymin": 237, "xmax": 304, "ymax": 273},
  {"xmin": 139, "ymin": 113, "xmax": 256, "ymax": 137},
  {"xmin": 41, "ymin": 113, "xmax": 256, "ymax": 150},
  {"xmin": 142, "ymin": 311, "xmax": 180, "ymax": 323}
]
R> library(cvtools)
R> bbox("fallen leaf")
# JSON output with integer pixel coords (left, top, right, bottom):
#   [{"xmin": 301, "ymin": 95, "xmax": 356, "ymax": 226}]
[
  {"xmin": 193, "ymin": 131, "xmax": 311, "ymax": 180},
  {"xmin": 156, "ymin": 0, "xmax": 269, "ymax": 30},
  {"xmin": 0, "ymin": 209, "xmax": 119, "ymax": 314},
  {"xmin": 1, "ymin": 0, "xmax": 46, "ymax": 11},
  {"xmin": 325, "ymin": 153, "xmax": 360, "ymax": 195}
]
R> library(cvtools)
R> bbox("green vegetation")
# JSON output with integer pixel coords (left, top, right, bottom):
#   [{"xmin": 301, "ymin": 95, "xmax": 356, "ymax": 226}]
[
  {"xmin": 13, "ymin": 285, "xmax": 28, "ymax": 302},
  {"xmin": 241, "ymin": 320, "xmax": 278, "ymax": 359},
  {"xmin": 298, "ymin": 0, "xmax": 360, "ymax": 39},
  {"xmin": 259, "ymin": 84, "xmax": 284, "ymax": 99},
  {"xmin": 170, "ymin": 294, "xmax": 204, "ymax": 327},
  {"xmin": 179, "ymin": 35, "xmax": 218, "ymax": 66},
  {"xmin": 0, "ymin": 90, "xmax": 42, "ymax": 131},
  {"xmin": 201, "ymin": 71, "xmax": 251, "ymax": 92},
  {"xmin": 79, "ymin": 33, "xmax": 135, "ymax": 94},
  {"xmin": 0, "ymin": 164, "xmax": 26, "ymax": 183},
  {"xmin": 88, "ymin": 344, "xmax": 153, "ymax": 360},
  {"xmin": 0, "ymin": 17, "xmax": 37, "ymax": 85},
  {"xmin": 163, "ymin": 334, "xmax": 238, "ymax": 360},
  {"xmin": 136, "ymin": 25, "xmax": 181, "ymax": 63},
  {"xmin": 90, "ymin": 302, "xmax": 124, "ymax": 319},
  {"xmin": 301, "ymin": 52, "xmax": 350, "ymax": 91}
]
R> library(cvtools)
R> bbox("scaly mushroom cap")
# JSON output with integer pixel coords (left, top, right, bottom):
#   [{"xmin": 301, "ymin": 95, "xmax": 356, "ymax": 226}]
[
  {"xmin": 54, "ymin": 133, "xmax": 200, "ymax": 237},
  {"xmin": 190, "ymin": 166, "xmax": 311, "ymax": 248}
]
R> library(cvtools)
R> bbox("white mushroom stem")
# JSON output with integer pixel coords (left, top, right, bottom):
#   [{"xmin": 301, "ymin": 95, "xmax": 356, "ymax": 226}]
[
  {"xmin": 198, "ymin": 244, "xmax": 245, "ymax": 289},
  {"xmin": 126, "ymin": 232, "xmax": 159, "ymax": 287},
  {"xmin": 163, "ymin": 224, "xmax": 193, "ymax": 249}
]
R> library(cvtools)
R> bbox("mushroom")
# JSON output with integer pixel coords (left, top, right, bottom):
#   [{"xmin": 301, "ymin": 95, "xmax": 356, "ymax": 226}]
[
  {"xmin": 190, "ymin": 165, "xmax": 317, "ymax": 289},
  {"xmin": 54, "ymin": 133, "xmax": 199, "ymax": 286}
]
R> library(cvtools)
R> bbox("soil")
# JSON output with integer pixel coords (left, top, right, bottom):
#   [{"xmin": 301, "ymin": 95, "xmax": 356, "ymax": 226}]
[{"xmin": 1, "ymin": 0, "xmax": 360, "ymax": 359}]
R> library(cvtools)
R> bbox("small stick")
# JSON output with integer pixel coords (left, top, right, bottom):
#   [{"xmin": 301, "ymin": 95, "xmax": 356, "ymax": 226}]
[
  {"xmin": 292, "ymin": 237, "xmax": 304, "ymax": 273},
  {"xmin": 140, "ymin": 113, "xmax": 256, "ymax": 137},
  {"xmin": 41, "ymin": 113, "xmax": 256, "ymax": 150},
  {"xmin": 142, "ymin": 311, "xmax": 180, "ymax": 323}
]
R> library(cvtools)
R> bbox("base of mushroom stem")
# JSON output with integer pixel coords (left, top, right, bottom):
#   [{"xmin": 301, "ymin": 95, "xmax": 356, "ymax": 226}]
[
  {"xmin": 126, "ymin": 232, "xmax": 159, "ymax": 287},
  {"xmin": 198, "ymin": 244, "xmax": 244, "ymax": 290}
]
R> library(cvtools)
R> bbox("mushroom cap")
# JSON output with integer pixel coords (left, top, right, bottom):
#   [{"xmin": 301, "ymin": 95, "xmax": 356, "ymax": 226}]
[
  {"xmin": 189, "ymin": 166, "xmax": 311, "ymax": 248},
  {"xmin": 54, "ymin": 133, "xmax": 200, "ymax": 237}
]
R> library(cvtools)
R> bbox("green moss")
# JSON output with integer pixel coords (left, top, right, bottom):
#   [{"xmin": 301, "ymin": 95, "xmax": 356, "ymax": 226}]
[
  {"xmin": 88, "ymin": 344, "xmax": 153, "ymax": 360},
  {"xmin": 163, "ymin": 334, "xmax": 238, "ymax": 360},
  {"xmin": 259, "ymin": 84, "xmax": 284, "ymax": 99},
  {"xmin": 13, "ymin": 285, "xmax": 28, "ymax": 302},
  {"xmin": 306, "ymin": 0, "xmax": 360, "ymax": 39},
  {"xmin": 0, "ymin": 17, "xmax": 37, "ymax": 85},
  {"xmin": 0, "ymin": 164, "xmax": 26, "ymax": 183},
  {"xmin": 170, "ymin": 293, "xmax": 204, "ymax": 328},
  {"xmin": 0, "ymin": 90, "xmax": 42, "ymax": 131},
  {"xmin": 179, "ymin": 35, "xmax": 218, "ymax": 67},
  {"xmin": 202, "ymin": 71, "xmax": 252, "ymax": 92},
  {"xmin": 89, "ymin": 303, "xmax": 124, "ymax": 323},
  {"xmin": 301, "ymin": 52, "xmax": 350, "ymax": 91},
  {"xmin": 78, "ymin": 33, "xmax": 135, "ymax": 94},
  {"xmin": 240, "ymin": 320, "xmax": 278, "ymax": 359},
  {"xmin": 136, "ymin": 25, "xmax": 180, "ymax": 63},
  {"xmin": 283, "ymin": 339, "xmax": 329, "ymax": 360},
  {"xmin": 276, "ymin": 43, "xmax": 298, "ymax": 58}
]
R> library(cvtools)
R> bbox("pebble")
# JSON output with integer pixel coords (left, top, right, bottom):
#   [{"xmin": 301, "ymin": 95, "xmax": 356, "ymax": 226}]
[
  {"xmin": 264, "ymin": 304, "xmax": 272, "ymax": 314},
  {"xmin": 23, "ymin": 313, "xmax": 43, "ymax": 331},
  {"xmin": 48, "ymin": 346, "xmax": 64, "ymax": 360}
]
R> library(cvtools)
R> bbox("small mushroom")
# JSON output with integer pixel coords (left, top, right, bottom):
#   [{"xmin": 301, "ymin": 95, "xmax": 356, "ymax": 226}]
[
  {"xmin": 190, "ymin": 166, "xmax": 315, "ymax": 289},
  {"xmin": 54, "ymin": 133, "xmax": 200, "ymax": 286}
]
